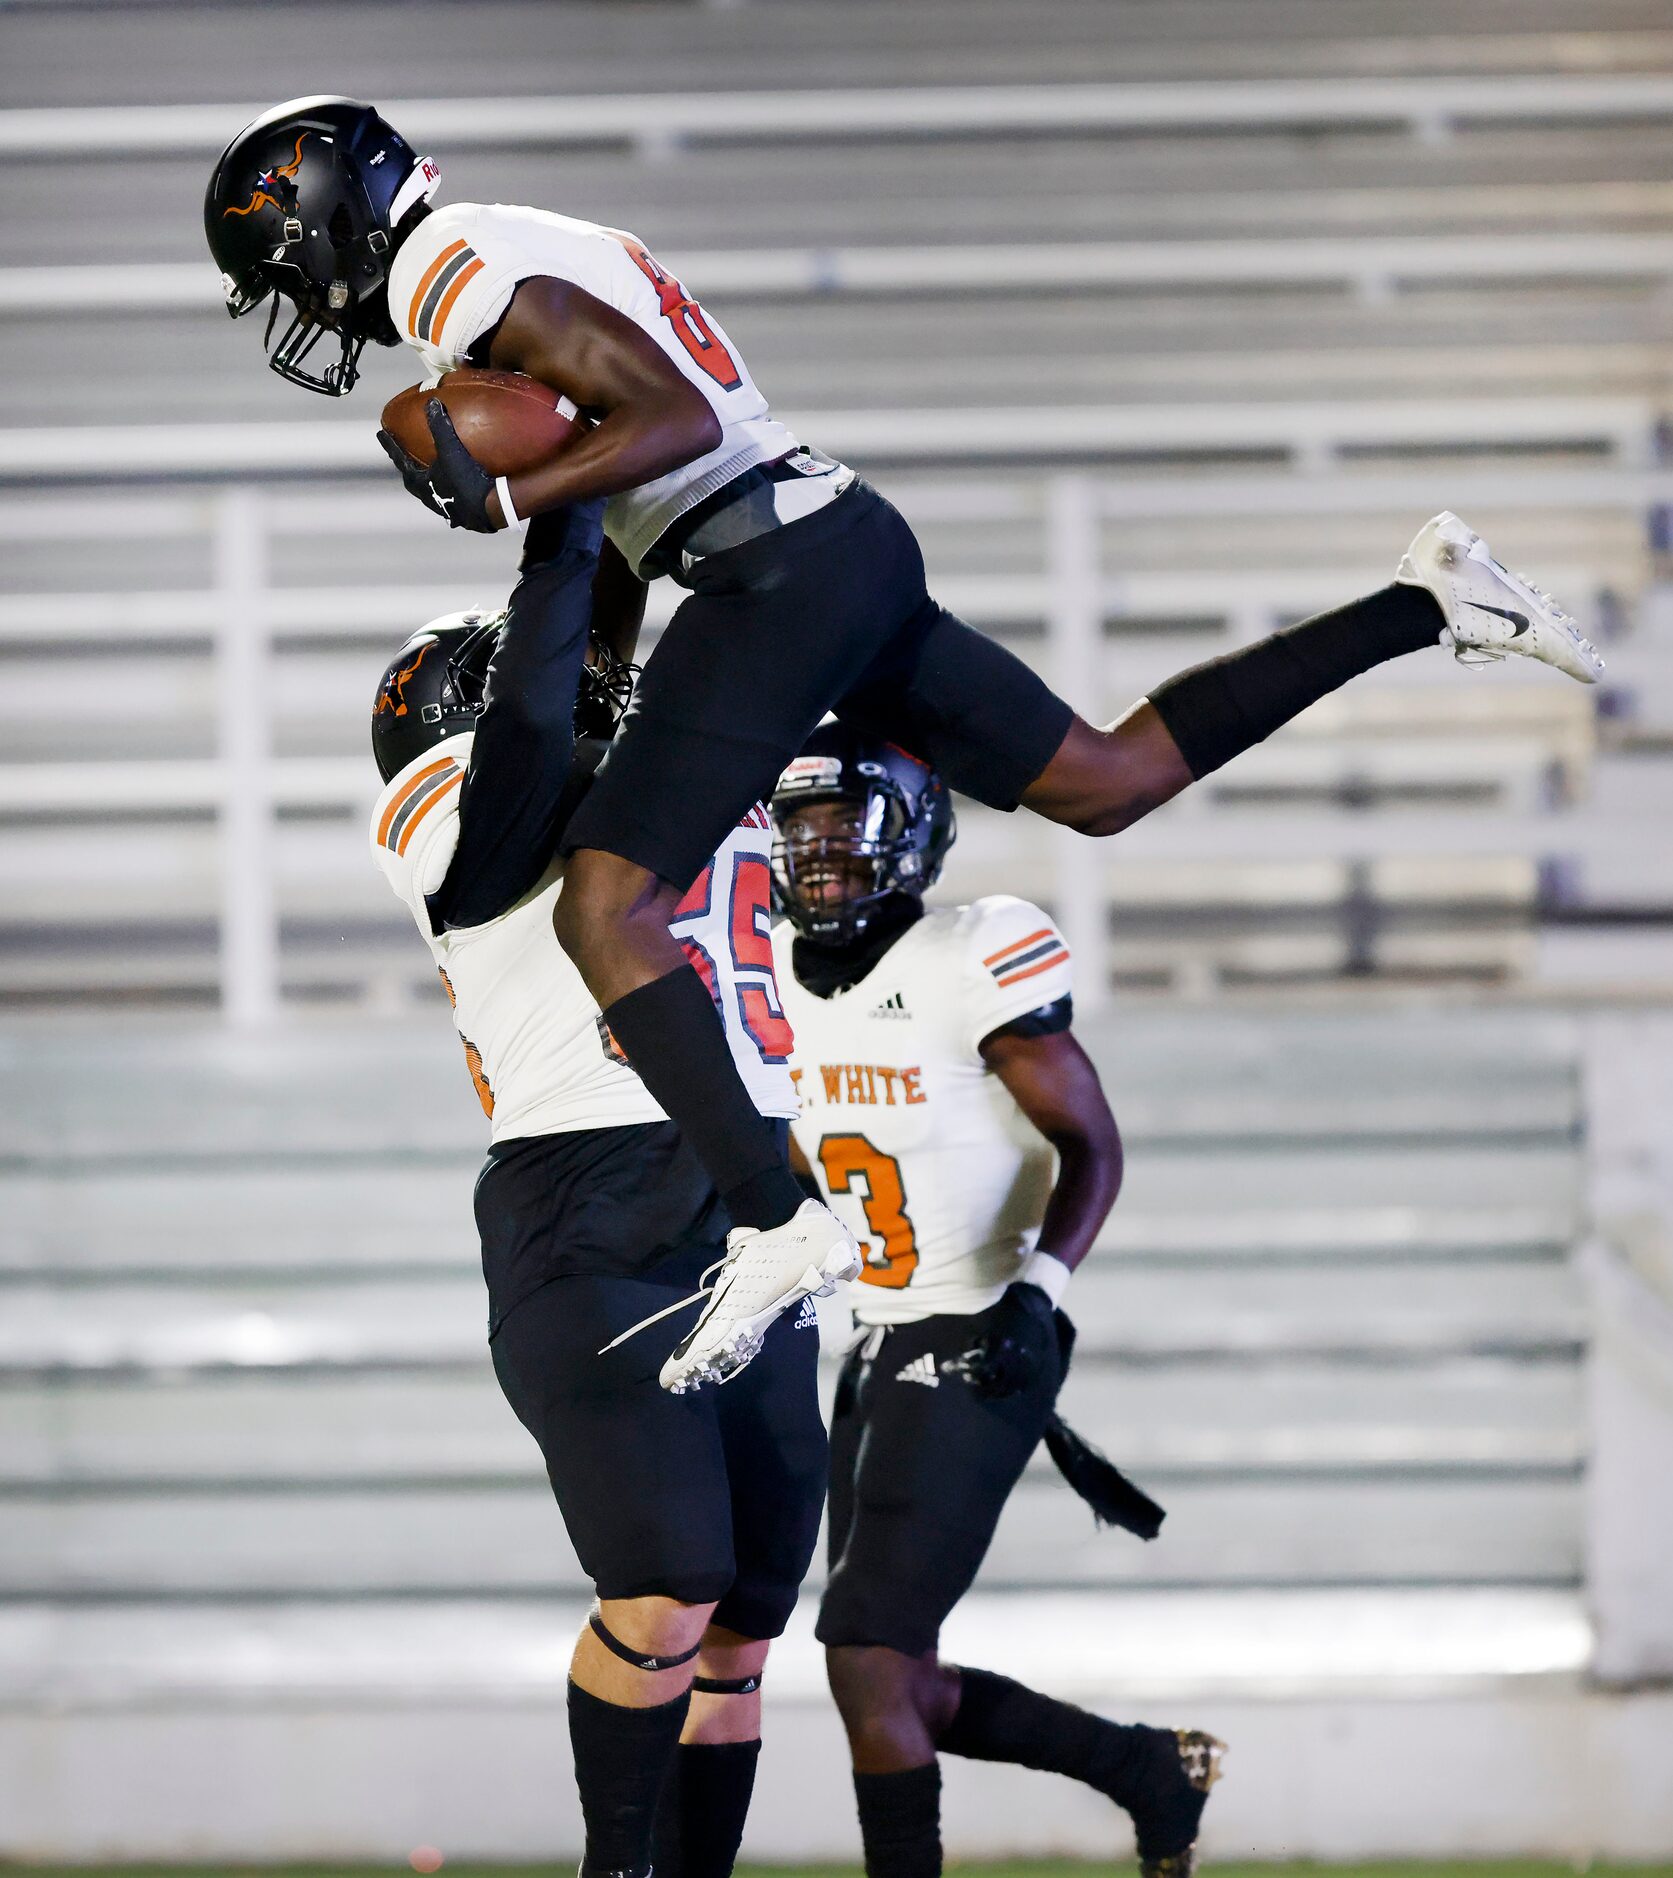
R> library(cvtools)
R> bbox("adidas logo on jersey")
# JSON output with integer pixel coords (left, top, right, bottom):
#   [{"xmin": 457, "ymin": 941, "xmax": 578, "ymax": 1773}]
[
  {"xmin": 895, "ymin": 1353, "xmax": 939, "ymax": 1388},
  {"xmin": 869, "ymin": 991, "xmax": 911, "ymax": 1020},
  {"xmin": 794, "ymin": 1297, "xmax": 819, "ymax": 1330}
]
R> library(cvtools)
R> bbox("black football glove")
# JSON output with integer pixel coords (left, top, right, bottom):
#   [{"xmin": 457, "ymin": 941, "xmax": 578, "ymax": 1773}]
[
  {"xmin": 376, "ymin": 423, "xmax": 446, "ymax": 520},
  {"xmin": 954, "ymin": 1280, "xmax": 1058, "ymax": 1401},
  {"xmin": 376, "ymin": 399, "xmax": 501, "ymax": 533}
]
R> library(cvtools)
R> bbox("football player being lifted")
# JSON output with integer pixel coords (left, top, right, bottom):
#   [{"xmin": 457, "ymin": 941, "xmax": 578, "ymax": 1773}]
[
  {"xmin": 210, "ymin": 97, "xmax": 1606, "ymax": 1391},
  {"xmin": 770, "ymin": 724, "xmax": 1222, "ymax": 1878},
  {"xmin": 368, "ymin": 505, "xmax": 829, "ymax": 1878}
]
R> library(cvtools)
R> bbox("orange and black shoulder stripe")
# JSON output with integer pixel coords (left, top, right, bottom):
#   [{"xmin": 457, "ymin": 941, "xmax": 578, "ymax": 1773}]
[
  {"xmin": 983, "ymin": 926, "xmax": 1070, "ymax": 989},
  {"xmin": 377, "ymin": 755, "xmax": 463, "ymax": 858},
  {"xmin": 407, "ymin": 237, "xmax": 485, "ymax": 349}
]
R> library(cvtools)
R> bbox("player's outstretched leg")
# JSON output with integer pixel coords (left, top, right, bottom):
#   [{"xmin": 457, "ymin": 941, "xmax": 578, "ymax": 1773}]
[
  {"xmin": 938, "ymin": 1666, "xmax": 1224, "ymax": 1878},
  {"xmin": 568, "ymin": 1595, "xmax": 714, "ymax": 1878},
  {"xmin": 1020, "ymin": 514, "xmax": 1601, "ymax": 838},
  {"xmin": 652, "ymin": 1626, "xmax": 771, "ymax": 1878}
]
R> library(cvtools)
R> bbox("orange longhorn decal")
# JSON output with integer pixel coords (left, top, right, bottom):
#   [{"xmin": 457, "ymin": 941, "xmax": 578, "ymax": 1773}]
[
  {"xmin": 223, "ymin": 132, "xmax": 310, "ymax": 217},
  {"xmin": 373, "ymin": 639, "xmax": 434, "ymax": 718}
]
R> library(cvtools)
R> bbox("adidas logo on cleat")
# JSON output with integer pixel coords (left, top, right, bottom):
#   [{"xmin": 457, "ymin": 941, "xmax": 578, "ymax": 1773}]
[
  {"xmin": 794, "ymin": 1297, "xmax": 819, "ymax": 1329},
  {"xmin": 895, "ymin": 1353, "xmax": 939, "ymax": 1387}
]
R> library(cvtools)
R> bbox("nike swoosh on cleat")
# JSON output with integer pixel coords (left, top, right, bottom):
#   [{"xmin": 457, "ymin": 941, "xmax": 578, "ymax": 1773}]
[{"xmin": 1466, "ymin": 602, "xmax": 1530, "ymax": 635}]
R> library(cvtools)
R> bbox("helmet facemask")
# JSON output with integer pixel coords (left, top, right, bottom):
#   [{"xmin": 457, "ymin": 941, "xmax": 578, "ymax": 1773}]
[
  {"xmin": 234, "ymin": 179, "xmax": 401, "ymax": 396},
  {"xmin": 253, "ymin": 288, "xmax": 370, "ymax": 397},
  {"xmin": 442, "ymin": 616, "xmax": 640, "ymax": 740},
  {"xmin": 372, "ymin": 611, "xmax": 641, "ymax": 785},
  {"xmin": 773, "ymin": 786, "xmax": 928, "ymax": 947}
]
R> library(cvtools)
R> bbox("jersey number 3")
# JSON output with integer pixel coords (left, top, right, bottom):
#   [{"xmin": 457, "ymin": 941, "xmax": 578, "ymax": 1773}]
[
  {"xmin": 616, "ymin": 235, "xmax": 744, "ymax": 393},
  {"xmin": 818, "ymin": 1134, "xmax": 919, "ymax": 1289}
]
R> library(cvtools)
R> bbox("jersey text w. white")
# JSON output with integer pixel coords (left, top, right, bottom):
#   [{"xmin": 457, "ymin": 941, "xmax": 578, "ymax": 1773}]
[
  {"xmin": 773, "ymin": 896, "xmax": 1073, "ymax": 1325},
  {"xmin": 373, "ymin": 735, "xmax": 797, "ymax": 1142},
  {"xmin": 387, "ymin": 203, "xmax": 798, "ymax": 576}
]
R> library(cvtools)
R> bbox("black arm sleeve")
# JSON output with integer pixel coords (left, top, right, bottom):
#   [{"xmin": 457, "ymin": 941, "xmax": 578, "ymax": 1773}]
[{"xmin": 425, "ymin": 501, "xmax": 604, "ymax": 932}]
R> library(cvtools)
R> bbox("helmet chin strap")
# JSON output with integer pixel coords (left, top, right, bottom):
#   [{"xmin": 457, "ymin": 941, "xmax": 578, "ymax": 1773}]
[{"xmin": 789, "ymin": 892, "xmax": 925, "ymax": 999}]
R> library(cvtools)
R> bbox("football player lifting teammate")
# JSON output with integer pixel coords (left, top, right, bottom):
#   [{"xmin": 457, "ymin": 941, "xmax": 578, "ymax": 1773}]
[
  {"xmin": 208, "ymin": 97, "xmax": 1606, "ymax": 1391},
  {"xmin": 771, "ymin": 725, "xmax": 1220, "ymax": 1878},
  {"xmin": 368, "ymin": 505, "xmax": 827, "ymax": 1878}
]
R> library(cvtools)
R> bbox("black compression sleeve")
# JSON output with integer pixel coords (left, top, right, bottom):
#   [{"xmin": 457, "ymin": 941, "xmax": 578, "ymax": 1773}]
[
  {"xmin": 426, "ymin": 502, "xmax": 604, "ymax": 931},
  {"xmin": 1147, "ymin": 582, "xmax": 1441, "ymax": 780},
  {"xmin": 602, "ymin": 967, "xmax": 805, "ymax": 1230},
  {"xmin": 568, "ymin": 1680, "xmax": 689, "ymax": 1874},
  {"xmin": 652, "ymin": 1739, "xmax": 761, "ymax": 1878}
]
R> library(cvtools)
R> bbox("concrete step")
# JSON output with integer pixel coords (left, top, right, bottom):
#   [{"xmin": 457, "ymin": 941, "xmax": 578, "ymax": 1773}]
[
  {"xmin": 0, "ymin": 1352, "xmax": 1580, "ymax": 1485},
  {"xmin": 7, "ymin": 1591, "xmax": 1668, "ymax": 1864},
  {"xmin": 2, "ymin": 1014, "xmax": 1583, "ymax": 1163},
  {"xmin": 0, "ymin": 1584, "xmax": 1591, "ymax": 1707},
  {"xmin": 0, "ymin": 1162, "xmax": 480, "ymax": 1275},
  {"xmin": 0, "ymin": 1260, "xmax": 1584, "ymax": 1375},
  {"xmin": 0, "ymin": 1164, "xmax": 1576, "ymax": 1274},
  {"xmin": 0, "ymin": 1466, "xmax": 1579, "ymax": 1598}
]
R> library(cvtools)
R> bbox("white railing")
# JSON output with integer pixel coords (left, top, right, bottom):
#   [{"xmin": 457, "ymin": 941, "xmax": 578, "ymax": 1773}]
[
  {"xmin": 2, "ymin": 456, "xmax": 1661, "ymax": 1022},
  {"xmin": 1581, "ymin": 1012, "xmax": 1673, "ymax": 1683},
  {"xmin": 14, "ymin": 231, "xmax": 1673, "ymax": 317},
  {"xmin": 7, "ymin": 74, "xmax": 1673, "ymax": 157}
]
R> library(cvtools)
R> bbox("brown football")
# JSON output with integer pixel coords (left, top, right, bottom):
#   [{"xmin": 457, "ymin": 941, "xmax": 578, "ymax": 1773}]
[{"xmin": 380, "ymin": 367, "xmax": 581, "ymax": 479}]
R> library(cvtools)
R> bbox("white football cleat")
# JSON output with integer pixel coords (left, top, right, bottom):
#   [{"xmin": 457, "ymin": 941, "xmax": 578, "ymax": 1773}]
[
  {"xmin": 1396, "ymin": 511, "xmax": 1602, "ymax": 685},
  {"xmin": 659, "ymin": 1201, "xmax": 861, "ymax": 1394}
]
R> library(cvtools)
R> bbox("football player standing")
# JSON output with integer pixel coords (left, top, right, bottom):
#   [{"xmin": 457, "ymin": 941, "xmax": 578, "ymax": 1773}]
[
  {"xmin": 209, "ymin": 98, "xmax": 1605, "ymax": 1391},
  {"xmin": 770, "ymin": 726, "xmax": 1220, "ymax": 1878},
  {"xmin": 368, "ymin": 505, "xmax": 831, "ymax": 1878}
]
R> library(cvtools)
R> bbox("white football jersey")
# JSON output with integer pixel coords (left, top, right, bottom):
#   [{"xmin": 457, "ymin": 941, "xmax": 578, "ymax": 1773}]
[
  {"xmin": 387, "ymin": 202, "xmax": 799, "ymax": 576},
  {"xmin": 774, "ymin": 897, "xmax": 1073, "ymax": 1325},
  {"xmin": 372, "ymin": 735, "xmax": 798, "ymax": 1143}
]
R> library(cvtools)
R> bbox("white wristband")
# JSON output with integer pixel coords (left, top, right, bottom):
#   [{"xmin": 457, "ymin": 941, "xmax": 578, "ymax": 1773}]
[
  {"xmin": 1019, "ymin": 1250, "xmax": 1072, "ymax": 1308},
  {"xmin": 494, "ymin": 475, "xmax": 527, "ymax": 532}
]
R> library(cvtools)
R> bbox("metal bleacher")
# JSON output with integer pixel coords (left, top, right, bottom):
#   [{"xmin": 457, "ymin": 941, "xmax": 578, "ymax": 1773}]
[
  {"xmin": 5, "ymin": 0, "xmax": 1673, "ymax": 1011},
  {"xmin": 2, "ymin": 0, "xmax": 1670, "ymax": 1859},
  {"xmin": 0, "ymin": 983, "xmax": 1603, "ymax": 1861},
  {"xmin": 0, "ymin": 1004, "xmax": 1585, "ymax": 1595}
]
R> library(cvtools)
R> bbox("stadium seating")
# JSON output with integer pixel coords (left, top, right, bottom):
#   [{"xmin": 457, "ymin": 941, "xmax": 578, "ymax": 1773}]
[
  {"xmin": 3, "ymin": 0, "xmax": 1672, "ymax": 1859},
  {"xmin": 0, "ymin": 1001, "xmax": 1599, "ymax": 1853}
]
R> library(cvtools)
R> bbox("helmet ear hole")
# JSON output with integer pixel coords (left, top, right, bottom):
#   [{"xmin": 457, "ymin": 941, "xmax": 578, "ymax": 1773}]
[{"xmin": 327, "ymin": 202, "xmax": 355, "ymax": 247}]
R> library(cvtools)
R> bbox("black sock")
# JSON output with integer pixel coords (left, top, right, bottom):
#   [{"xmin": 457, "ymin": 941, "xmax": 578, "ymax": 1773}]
[
  {"xmin": 601, "ymin": 967, "xmax": 804, "ymax": 1230},
  {"xmin": 938, "ymin": 1665, "xmax": 1146, "ymax": 1803},
  {"xmin": 852, "ymin": 1763, "xmax": 942, "ymax": 1878},
  {"xmin": 1147, "ymin": 582, "xmax": 1442, "ymax": 779},
  {"xmin": 568, "ymin": 1680, "xmax": 691, "ymax": 1875},
  {"xmin": 652, "ymin": 1738, "xmax": 761, "ymax": 1878}
]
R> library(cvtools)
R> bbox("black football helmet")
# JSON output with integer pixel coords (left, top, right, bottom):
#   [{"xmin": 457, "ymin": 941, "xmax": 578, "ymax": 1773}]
[
  {"xmin": 205, "ymin": 96, "xmax": 440, "ymax": 396},
  {"xmin": 771, "ymin": 723, "xmax": 955, "ymax": 946},
  {"xmin": 372, "ymin": 609, "xmax": 638, "ymax": 784}
]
